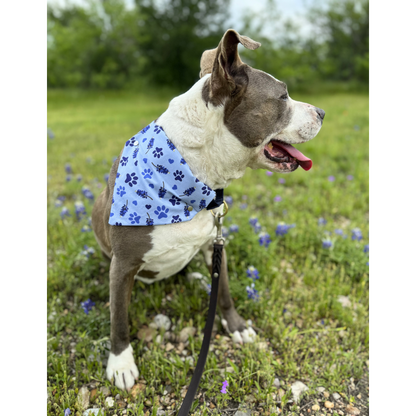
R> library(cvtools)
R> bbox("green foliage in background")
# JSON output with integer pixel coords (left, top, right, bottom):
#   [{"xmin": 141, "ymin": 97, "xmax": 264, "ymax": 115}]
[{"xmin": 47, "ymin": 0, "xmax": 369, "ymax": 91}]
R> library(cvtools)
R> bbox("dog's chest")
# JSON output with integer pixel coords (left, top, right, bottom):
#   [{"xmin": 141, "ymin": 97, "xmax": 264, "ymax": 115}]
[{"xmin": 135, "ymin": 209, "xmax": 216, "ymax": 283}]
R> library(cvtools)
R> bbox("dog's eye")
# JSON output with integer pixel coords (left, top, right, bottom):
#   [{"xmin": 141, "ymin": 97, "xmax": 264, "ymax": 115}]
[{"xmin": 280, "ymin": 94, "xmax": 288, "ymax": 101}]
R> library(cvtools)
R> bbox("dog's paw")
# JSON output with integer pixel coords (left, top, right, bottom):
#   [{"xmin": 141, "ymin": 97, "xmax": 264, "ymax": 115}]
[
  {"xmin": 221, "ymin": 318, "xmax": 257, "ymax": 344},
  {"xmin": 106, "ymin": 344, "xmax": 139, "ymax": 390}
]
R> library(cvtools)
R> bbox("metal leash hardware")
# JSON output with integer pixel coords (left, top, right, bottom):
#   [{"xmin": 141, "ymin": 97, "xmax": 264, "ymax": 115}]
[{"xmin": 177, "ymin": 205, "xmax": 227, "ymax": 416}]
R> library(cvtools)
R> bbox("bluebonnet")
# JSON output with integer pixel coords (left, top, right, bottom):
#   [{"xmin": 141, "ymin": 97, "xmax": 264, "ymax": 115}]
[
  {"xmin": 275, "ymin": 223, "xmax": 295, "ymax": 236},
  {"xmin": 158, "ymin": 183, "xmax": 167, "ymax": 198},
  {"xmin": 65, "ymin": 163, "xmax": 72, "ymax": 174},
  {"xmin": 136, "ymin": 189, "xmax": 153, "ymax": 201},
  {"xmin": 328, "ymin": 175, "xmax": 335, "ymax": 182},
  {"xmin": 120, "ymin": 201, "xmax": 129, "ymax": 216},
  {"xmin": 55, "ymin": 199, "xmax": 63, "ymax": 208},
  {"xmin": 66, "ymin": 175, "xmax": 72, "ymax": 182},
  {"xmin": 76, "ymin": 174, "xmax": 83, "ymax": 182},
  {"xmin": 224, "ymin": 196, "xmax": 233, "ymax": 207},
  {"xmin": 199, "ymin": 199, "xmax": 206, "ymax": 209},
  {"xmin": 82, "ymin": 186, "xmax": 94, "ymax": 202},
  {"xmin": 334, "ymin": 228, "xmax": 344, "ymax": 236},
  {"xmin": 246, "ymin": 266, "xmax": 260, "ymax": 280},
  {"xmin": 166, "ymin": 139, "xmax": 176, "ymax": 150},
  {"xmin": 183, "ymin": 205, "xmax": 191, "ymax": 217},
  {"xmin": 181, "ymin": 187, "xmax": 195, "ymax": 196},
  {"xmin": 154, "ymin": 124, "xmax": 164, "ymax": 134},
  {"xmin": 249, "ymin": 217, "xmax": 258, "ymax": 227},
  {"xmin": 81, "ymin": 225, "xmax": 91, "ymax": 232},
  {"xmin": 64, "ymin": 409, "xmax": 71, "ymax": 416},
  {"xmin": 141, "ymin": 125, "xmax": 150, "ymax": 134},
  {"xmin": 206, "ymin": 283, "xmax": 211, "ymax": 296},
  {"xmin": 47, "ymin": 128, "xmax": 55, "ymax": 139},
  {"xmin": 60, "ymin": 207, "xmax": 71, "ymax": 219},
  {"xmin": 152, "ymin": 163, "xmax": 169, "ymax": 174},
  {"xmin": 363, "ymin": 244, "xmax": 369, "ymax": 253},
  {"xmin": 229, "ymin": 224, "xmax": 239, "ymax": 233},
  {"xmin": 222, "ymin": 227, "xmax": 229, "ymax": 238},
  {"xmin": 81, "ymin": 298, "xmax": 95, "ymax": 314},
  {"xmin": 274, "ymin": 195, "xmax": 282, "ymax": 202},
  {"xmin": 146, "ymin": 214, "xmax": 154, "ymax": 225},
  {"xmin": 81, "ymin": 245, "xmax": 95, "ymax": 259},
  {"xmin": 253, "ymin": 222, "xmax": 262, "ymax": 233},
  {"xmin": 104, "ymin": 173, "xmax": 109, "ymax": 182},
  {"xmin": 240, "ymin": 203, "xmax": 248, "ymax": 210},
  {"xmin": 318, "ymin": 217, "xmax": 327, "ymax": 226},
  {"xmin": 246, "ymin": 283, "xmax": 259, "ymax": 301},
  {"xmin": 351, "ymin": 228, "xmax": 363, "ymax": 241},
  {"xmin": 322, "ymin": 239, "xmax": 332, "ymax": 249},
  {"xmin": 75, "ymin": 201, "xmax": 86, "ymax": 221},
  {"xmin": 146, "ymin": 138, "xmax": 155, "ymax": 153},
  {"xmin": 259, "ymin": 232, "xmax": 271, "ymax": 248}
]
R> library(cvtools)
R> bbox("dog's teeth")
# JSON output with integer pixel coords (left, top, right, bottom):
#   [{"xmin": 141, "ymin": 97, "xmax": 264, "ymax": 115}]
[{"xmin": 267, "ymin": 142, "xmax": 274, "ymax": 150}]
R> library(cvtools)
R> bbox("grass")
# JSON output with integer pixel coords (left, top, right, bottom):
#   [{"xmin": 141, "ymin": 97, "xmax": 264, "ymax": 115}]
[{"xmin": 47, "ymin": 87, "xmax": 369, "ymax": 416}]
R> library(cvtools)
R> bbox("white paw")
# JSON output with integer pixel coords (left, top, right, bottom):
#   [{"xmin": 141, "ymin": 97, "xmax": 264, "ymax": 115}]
[
  {"xmin": 221, "ymin": 319, "xmax": 257, "ymax": 344},
  {"xmin": 106, "ymin": 344, "xmax": 139, "ymax": 390}
]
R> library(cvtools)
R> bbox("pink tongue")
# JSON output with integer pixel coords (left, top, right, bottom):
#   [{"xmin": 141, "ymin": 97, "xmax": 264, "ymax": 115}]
[{"xmin": 275, "ymin": 142, "xmax": 312, "ymax": 171}]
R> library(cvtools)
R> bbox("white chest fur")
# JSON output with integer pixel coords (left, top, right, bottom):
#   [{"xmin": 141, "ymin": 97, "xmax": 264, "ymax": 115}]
[{"xmin": 135, "ymin": 209, "xmax": 216, "ymax": 283}]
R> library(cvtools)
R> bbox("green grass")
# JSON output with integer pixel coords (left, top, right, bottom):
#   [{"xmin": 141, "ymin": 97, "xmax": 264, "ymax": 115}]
[{"xmin": 47, "ymin": 88, "xmax": 369, "ymax": 416}]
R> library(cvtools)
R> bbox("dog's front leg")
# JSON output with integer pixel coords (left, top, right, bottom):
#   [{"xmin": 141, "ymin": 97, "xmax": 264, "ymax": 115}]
[
  {"xmin": 106, "ymin": 256, "xmax": 139, "ymax": 390},
  {"xmin": 202, "ymin": 243, "xmax": 256, "ymax": 343}
]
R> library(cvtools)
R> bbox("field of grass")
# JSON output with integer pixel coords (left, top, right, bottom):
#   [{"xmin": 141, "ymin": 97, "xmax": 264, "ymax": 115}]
[{"xmin": 47, "ymin": 87, "xmax": 369, "ymax": 416}]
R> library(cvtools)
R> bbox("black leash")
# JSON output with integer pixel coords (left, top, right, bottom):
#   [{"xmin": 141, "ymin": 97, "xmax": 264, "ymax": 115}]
[{"xmin": 177, "ymin": 208, "xmax": 227, "ymax": 416}]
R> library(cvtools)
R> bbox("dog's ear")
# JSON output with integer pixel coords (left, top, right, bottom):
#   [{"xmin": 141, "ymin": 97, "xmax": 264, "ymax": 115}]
[{"xmin": 203, "ymin": 29, "xmax": 260, "ymax": 105}]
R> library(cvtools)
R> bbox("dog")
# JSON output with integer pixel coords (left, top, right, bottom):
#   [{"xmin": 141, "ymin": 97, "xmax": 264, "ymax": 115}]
[{"xmin": 91, "ymin": 29, "xmax": 325, "ymax": 391}]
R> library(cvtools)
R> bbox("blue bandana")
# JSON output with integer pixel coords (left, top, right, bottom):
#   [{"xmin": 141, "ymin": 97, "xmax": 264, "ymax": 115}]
[{"xmin": 109, "ymin": 121, "xmax": 219, "ymax": 226}]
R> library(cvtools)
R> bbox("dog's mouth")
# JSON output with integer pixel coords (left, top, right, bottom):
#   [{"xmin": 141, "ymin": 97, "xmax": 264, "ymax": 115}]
[{"xmin": 264, "ymin": 139, "xmax": 312, "ymax": 171}]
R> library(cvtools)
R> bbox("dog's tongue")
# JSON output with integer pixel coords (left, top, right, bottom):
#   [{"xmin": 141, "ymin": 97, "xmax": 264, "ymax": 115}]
[{"xmin": 275, "ymin": 142, "xmax": 312, "ymax": 171}]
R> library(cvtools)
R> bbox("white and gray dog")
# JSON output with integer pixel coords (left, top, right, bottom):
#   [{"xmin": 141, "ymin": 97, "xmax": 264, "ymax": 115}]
[{"xmin": 92, "ymin": 29, "xmax": 325, "ymax": 390}]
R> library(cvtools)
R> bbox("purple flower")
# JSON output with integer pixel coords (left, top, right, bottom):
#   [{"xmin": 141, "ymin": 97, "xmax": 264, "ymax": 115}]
[
  {"xmin": 76, "ymin": 174, "xmax": 83, "ymax": 182},
  {"xmin": 363, "ymin": 244, "xmax": 369, "ymax": 253},
  {"xmin": 253, "ymin": 222, "xmax": 262, "ymax": 233},
  {"xmin": 81, "ymin": 225, "xmax": 91, "ymax": 232},
  {"xmin": 246, "ymin": 266, "xmax": 260, "ymax": 280},
  {"xmin": 206, "ymin": 284, "xmax": 211, "ymax": 296},
  {"xmin": 275, "ymin": 223, "xmax": 295, "ymax": 236},
  {"xmin": 334, "ymin": 228, "xmax": 344, "ymax": 236},
  {"xmin": 47, "ymin": 128, "xmax": 55, "ymax": 139},
  {"xmin": 81, "ymin": 298, "xmax": 95, "ymax": 314},
  {"xmin": 81, "ymin": 245, "xmax": 95, "ymax": 258},
  {"xmin": 351, "ymin": 228, "xmax": 363, "ymax": 241},
  {"xmin": 278, "ymin": 178, "xmax": 286, "ymax": 184},
  {"xmin": 246, "ymin": 283, "xmax": 259, "ymax": 301},
  {"xmin": 222, "ymin": 227, "xmax": 229, "ymax": 238},
  {"xmin": 322, "ymin": 239, "xmax": 332, "ymax": 249},
  {"xmin": 221, "ymin": 380, "xmax": 229, "ymax": 394},
  {"xmin": 104, "ymin": 173, "xmax": 109, "ymax": 182},
  {"xmin": 274, "ymin": 195, "xmax": 282, "ymax": 202},
  {"xmin": 347, "ymin": 175, "xmax": 354, "ymax": 180},
  {"xmin": 240, "ymin": 203, "xmax": 248, "ymax": 210},
  {"xmin": 75, "ymin": 201, "xmax": 86, "ymax": 221},
  {"xmin": 66, "ymin": 175, "xmax": 72, "ymax": 182},
  {"xmin": 60, "ymin": 207, "xmax": 71, "ymax": 219},
  {"xmin": 229, "ymin": 224, "xmax": 239, "ymax": 233},
  {"xmin": 65, "ymin": 163, "xmax": 73, "ymax": 174},
  {"xmin": 82, "ymin": 186, "xmax": 94, "ymax": 202},
  {"xmin": 249, "ymin": 217, "xmax": 258, "ymax": 227},
  {"xmin": 328, "ymin": 176, "xmax": 335, "ymax": 182},
  {"xmin": 266, "ymin": 171, "xmax": 273, "ymax": 176},
  {"xmin": 64, "ymin": 409, "xmax": 71, "ymax": 416},
  {"xmin": 259, "ymin": 232, "xmax": 271, "ymax": 248},
  {"xmin": 224, "ymin": 196, "xmax": 233, "ymax": 207},
  {"xmin": 318, "ymin": 217, "xmax": 327, "ymax": 226}
]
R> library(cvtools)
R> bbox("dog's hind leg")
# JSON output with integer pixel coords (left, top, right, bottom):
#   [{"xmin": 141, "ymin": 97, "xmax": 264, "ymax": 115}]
[
  {"xmin": 105, "ymin": 256, "xmax": 139, "ymax": 390},
  {"xmin": 201, "ymin": 242, "xmax": 256, "ymax": 344}
]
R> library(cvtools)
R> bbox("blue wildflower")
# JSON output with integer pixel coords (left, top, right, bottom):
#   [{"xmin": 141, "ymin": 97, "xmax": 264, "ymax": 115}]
[
  {"xmin": 246, "ymin": 266, "xmax": 260, "ymax": 280},
  {"xmin": 206, "ymin": 284, "xmax": 211, "ymax": 296},
  {"xmin": 334, "ymin": 229, "xmax": 344, "ymax": 236},
  {"xmin": 65, "ymin": 163, "xmax": 72, "ymax": 174},
  {"xmin": 82, "ymin": 186, "xmax": 94, "ymax": 202},
  {"xmin": 47, "ymin": 128, "xmax": 55, "ymax": 139},
  {"xmin": 249, "ymin": 217, "xmax": 258, "ymax": 227},
  {"xmin": 221, "ymin": 380, "xmax": 229, "ymax": 394},
  {"xmin": 240, "ymin": 203, "xmax": 248, "ymax": 210},
  {"xmin": 246, "ymin": 283, "xmax": 259, "ymax": 301},
  {"xmin": 66, "ymin": 175, "xmax": 72, "ymax": 182},
  {"xmin": 104, "ymin": 173, "xmax": 109, "ymax": 182},
  {"xmin": 81, "ymin": 298, "xmax": 95, "ymax": 314},
  {"xmin": 81, "ymin": 225, "xmax": 91, "ymax": 232},
  {"xmin": 229, "ymin": 224, "xmax": 239, "ymax": 233},
  {"xmin": 259, "ymin": 232, "xmax": 271, "ymax": 248},
  {"xmin": 322, "ymin": 239, "xmax": 332, "ymax": 249},
  {"xmin": 275, "ymin": 223, "xmax": 295, "ymax": 236},
  {"xmin": 60, "ymin": 207, "xmax": 71, "ymax": 219},
  {"xmin": 363, "ymin": 244, "xmax": 369, "ymax": 253},
  {"xmin": 222, "ymin": 227, "xmax": 229, "ymax": 238},
  {"xmin": 55, "ymin": 199, "xmax": 63, "ymax": 208},
  {"xmin": 318, "ymin": 217, "xmax": 327, "ymax": 226},
  {"xmin": 254, "ymin": 222, "xmax": 262, "ymax": 233},
  {"xmin": 224, "ymin": 196, "xmax": 233, "ymax": 207},
  {"xmin": 75, "ymin": 201, "xmax": 86, "ymax": 221},
  {"xmin": 81, "ymin": 245, "xmax": 95, "ymax": 259},
  {"xmin": 351, "ymin": 228, "xmax": 363, "ymax": 241},
  {"xmin": 76, "ymin": 174, "xmax": 83, "ymax": 182},
  {"xmin": 64, "ymin": 409, "xmax": 71, "ymax": 416}
]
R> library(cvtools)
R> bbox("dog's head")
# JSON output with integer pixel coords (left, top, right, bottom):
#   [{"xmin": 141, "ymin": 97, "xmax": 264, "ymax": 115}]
[{"xmin": 200, "ymin": 29, "xmax": 325, "ymax": 173}]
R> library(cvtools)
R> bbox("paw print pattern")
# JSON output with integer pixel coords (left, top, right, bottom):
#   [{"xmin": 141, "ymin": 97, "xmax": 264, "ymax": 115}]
[
  {"xmin": 125, "ymin": 172, "xmax": 138, "ymax": 187},
  {"xmin": 133, "ymin": 148, "xmax": 139, "ymax": 159},
  {"xmin": 202, "ymin": 185, "xmax": 212, "ymax": 196},
  {"xmin": 173, "ymin": 170, "xmax": 185, "ymax": 182},
  {"xmin": 152, "ymin": 147, "xmax": 163, "ymax": 158},
  {"xmin": 140, "ymin": 125, "xmax": 150, "ymax": 134},
  {"xmin": 154, "ymin": 205, "xmax": 169, "ymax": 220},
  {"xmin": 154, "ymin": 125, "xmax": 164, "ymax": 134},
  {"xmin": 117, "ymin": 186, "xmax": 126, "ymax": 197},
  {"xmin": 121, "ymin": 156, "xmax": 129, "ymax": 166},
  {"xmin": 129, "ymin": 212, "xmax": 141, "ymax": 224},
  {"xmin": 171, "ymin": 215, "xmax": 182, "ymax": 223},
  {"xmin": 169, "ymin": 195, "xmax": 181, "ymax": 206},
  {"xmin": 141, "ymin": 168, "xmax": 153, "ymax": 179},
  {"xmin": 180, "ymin": 158, "xmax": 186, "ymax": 165},
  {"xmin": 125, "ymin": 137, "xmax": 136, "ymax": 147}
]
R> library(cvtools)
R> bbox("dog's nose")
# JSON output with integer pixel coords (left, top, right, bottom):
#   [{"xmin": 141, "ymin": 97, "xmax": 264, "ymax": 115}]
[{"xmin": 315, "ymin": 107, "xmax": 325, "ymax": 121}]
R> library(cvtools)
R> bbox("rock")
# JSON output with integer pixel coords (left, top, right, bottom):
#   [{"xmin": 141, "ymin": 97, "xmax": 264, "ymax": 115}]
[
  {"xmin": 324, "ymin": 401, "xmax": 334, "ymax": 409},
  {"xmin": 105, "ymin": 397, "xmax": 114, "ymax": 407},
  {"xmin": 311, "ymin": 404, "xmax": 320, "ymax": 411},
  {"xmin": 332, "ymin": 392, "xmax": 341, "ymax": 400},
  {"xmin": 130, "ymin": 383, "xmax": 146, "ymax": 398},
  {"xmin": 316, "ymin": 387, "xmax": 325, "ymax": 393},
  {"xmin": 225, "ymin": 366, "xmax": 235, "ymax": 374},
  {"xmin": 155, "ymin": 334, "xmax": 162, "ymax": 344},
  {"xmin": 337, "ymin": 295, "xmax": 352, "ymax": 308},
  {"xmin": 117, "ymin": 400, "xmax": 126, "ymax": 408},
  {"xmin": 345, "ymin": 404, "xmax": 360, "ymax": 415},
  {"xmin": 90, "ymin": 389, "xmax": 98, "ymax": 401},
  {"xmin": 78, "ymin": 386, "xmax": 90, "ymax": 409},
  {"xmin": 83, "ymin": 410, "xmax": 101, "ymax": 416},
  {"xmin": 154, "ymin": 314, "xmax": 171, "ymax": 330},
  {"xmin": 185, "ymin": 356, "xmax": 195, "ymax": 366},
  {"xmin": 99, "ymin": 386, "xmax": 111, "ymax": 397},
  {"xmin": 291, "ymin": 381, "xmax": 308, "ymax": 403},
  {"xmin": 165, "ymin": 342, "xmax": 174, "ymax": 352},
  {"xmin": 156, "ymin": 410, "xmax": 166, "ymax": 416},
  {"xmin": 234, "ymin": 411, "xmax": 252, "ymax": 416},
  {"xmin": 178, "ymin": 326, "xmax": 196, "ymax": 342},
  {"xmin": 273, "ymin": 378, "xmax": 281, "ymax": 388},
  {"xmin": 137, "ymin": 327, "xmax": 156, "ymax": 342},
  {"xmin": 323, "ymin": 391, "xmax": 330, "ymax": 398}
]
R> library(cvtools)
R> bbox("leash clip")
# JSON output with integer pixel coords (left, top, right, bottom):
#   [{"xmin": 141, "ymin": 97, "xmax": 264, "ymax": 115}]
[{"xmin": 213, "ymin": 212, "xmax": 225, "ymax": 245}]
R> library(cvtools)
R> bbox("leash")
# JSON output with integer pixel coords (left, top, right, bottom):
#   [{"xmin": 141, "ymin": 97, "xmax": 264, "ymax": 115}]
[{"xmin": 177, "ymin": 202, "xmax": 228, "ymax": 416}]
